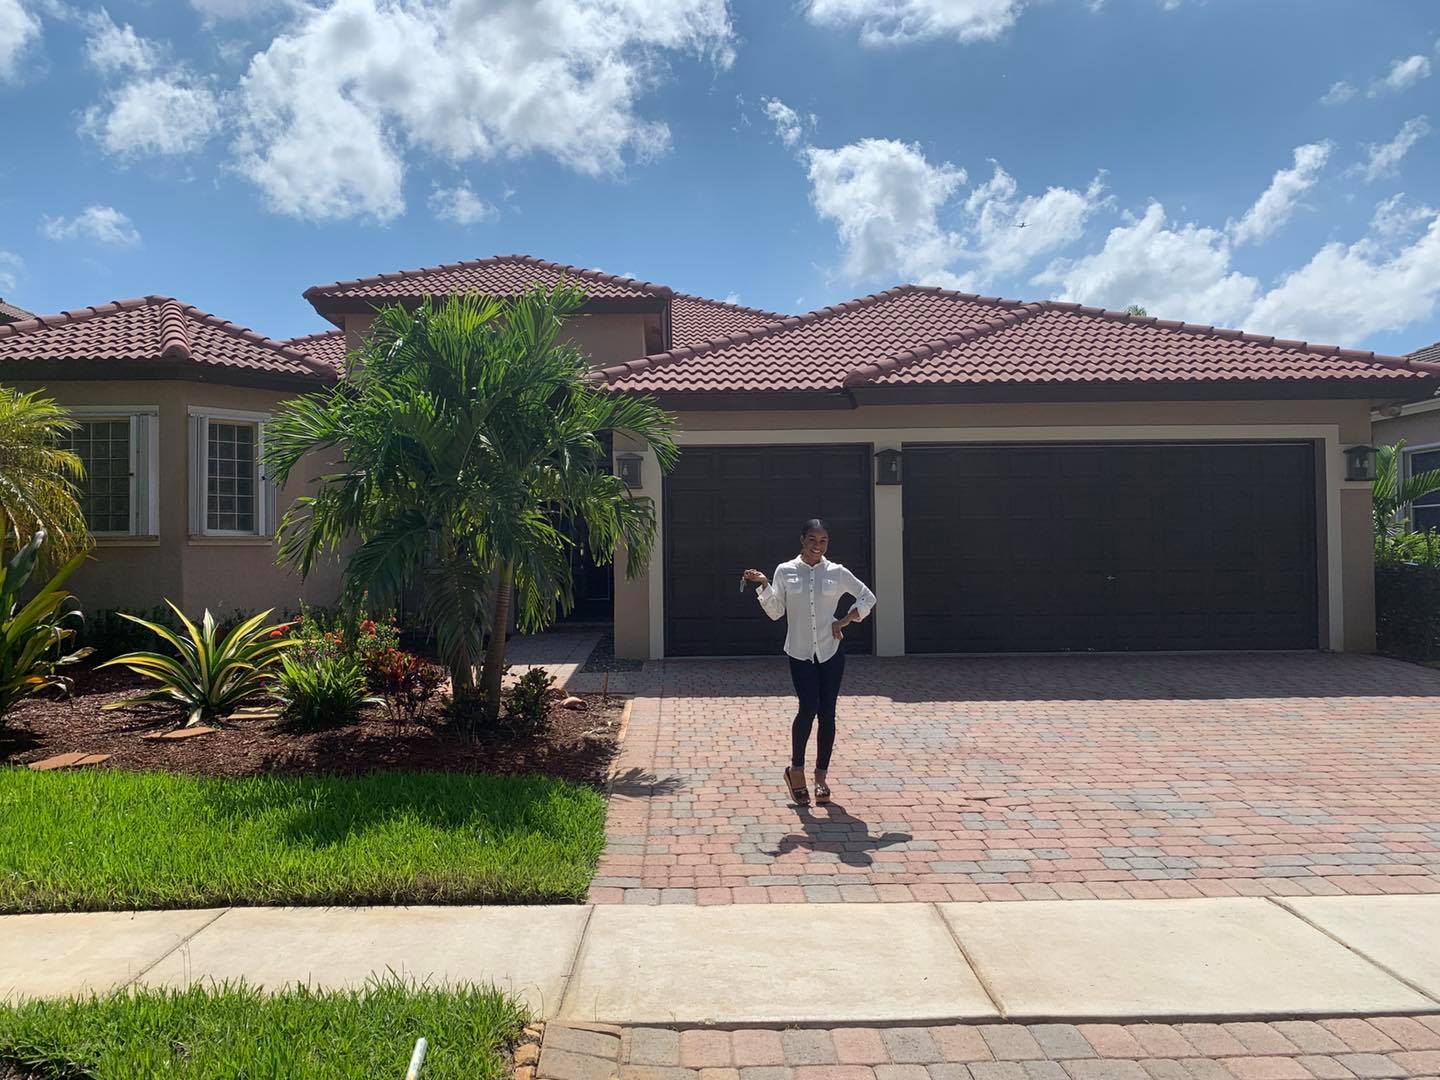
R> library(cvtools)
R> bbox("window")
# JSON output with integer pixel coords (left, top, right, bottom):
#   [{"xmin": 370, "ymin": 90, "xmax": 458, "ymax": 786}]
[
  {"xmin": 189, "ymin": 409, "xmax": 276, "ymax": 537},
  {"xmin": 61, "ymin": 409, "xmax": 158, "ymax": 536},
  {"xmin": 1407, "ymin": 446, "xmax": 1440, "ymax": 533}
]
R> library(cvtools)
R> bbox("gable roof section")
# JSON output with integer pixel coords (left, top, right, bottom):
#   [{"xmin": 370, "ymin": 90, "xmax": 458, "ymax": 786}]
[
  {"xmin": 0, "ymin": 297, "xmax": 334, "ymax": 386},
  {"xmin": 669, "ymin": 292, "xmax": 784, "ymax": 350},
  {"xmin": 597, "ymin": 285, "xmax": 1439, "ymax": 395},
  {"xmin": 0, "ymin": 299, "xmax": 33, "ymax": 324},
  {"xmin": 1411, "ymin": 340, "xmax": 1440, "ymax": 367},
  {"xmin": 284, "ymin": 328, "xmax": 350, "ymax": 373}
]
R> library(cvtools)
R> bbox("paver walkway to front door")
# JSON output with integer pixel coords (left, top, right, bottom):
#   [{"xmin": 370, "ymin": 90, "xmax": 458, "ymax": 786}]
[{"xmin": 593, "ymin": 653, "xmax": 1440, "ymax": 905}]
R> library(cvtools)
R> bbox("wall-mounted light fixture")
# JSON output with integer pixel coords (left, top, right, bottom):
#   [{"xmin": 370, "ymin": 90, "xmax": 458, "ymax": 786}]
[
  {"xmin": 616, "ymin": 453, "xmax": 643, "ymax": 489},
  {"xmin": 874, "ymin": 448, "xmax": 902, "ymax": 486},
  {"xmin": 1344, "ymin": 444, "xmax": 1378, "ymax": 483}
]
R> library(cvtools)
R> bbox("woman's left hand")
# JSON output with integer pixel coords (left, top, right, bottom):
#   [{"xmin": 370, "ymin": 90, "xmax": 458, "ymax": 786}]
[{"xmin": 831, "ymin": 619, "xmax": 848, "ymax": 640}]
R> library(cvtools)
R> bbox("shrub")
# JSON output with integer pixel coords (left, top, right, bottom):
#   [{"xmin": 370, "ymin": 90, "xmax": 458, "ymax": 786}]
[
  {"xmin": 0, "ymin": 531, "xmax": 92, "ymax": 727},
  {"xmin": 78, "ymin": 606, "xmax": 180, "ymax": 662},
  {"xmin": 100, "ymin": 604, "xmax": 296, "ymax": 727},
  {"xmin": 373, "ymin": 647, "xmax": 444, "ymax": 728},
  {"xmin": 1376, "ymin": 561, "xmax": 1440, "ymax": 661},
  {"xmin": 288, "ymin": 605, "xmax": 401, "ymax": 689},
  {"xmin": 273, "ymin": 651, "xmax": 378, "ymax": 729},
  {"xmin": 501, "ymin": 667, "xmax": 555, "ymax": 736}
]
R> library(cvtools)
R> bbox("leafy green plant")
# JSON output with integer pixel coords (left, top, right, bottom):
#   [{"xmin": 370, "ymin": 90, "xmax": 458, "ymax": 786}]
[
  {"xmin": 0, "ymin": 387, "xmax": 91, "ymax": 564},
  {"xmin": 0, "ymin": 530, "xmax": 92, "ymax": 726},
  {"xmin": 501, "ymin": 667, "xmax": 556, "ymax": 736},
  {"xmin": 374, "ymin": 647, "xmax": 444, "ymax": 728},
  {"xmin": 274, "ymin": 650, "xmax": 379, "ymax": 729},
  {"xmin": 99, "ymin": 604, "xmax": 296, "ymax": 727}
]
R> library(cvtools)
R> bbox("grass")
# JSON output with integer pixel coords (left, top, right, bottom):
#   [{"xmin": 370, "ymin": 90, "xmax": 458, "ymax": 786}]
[
  {"xmin": 0, "ymin": 976, "xmax": 528, "ymax": 1079},
  {"xmin": 0, "ymin": 768, "xmax": 607, "ymax": 912}
]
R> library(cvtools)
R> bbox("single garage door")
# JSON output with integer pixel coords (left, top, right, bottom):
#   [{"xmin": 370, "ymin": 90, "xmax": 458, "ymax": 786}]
[
  {"xmin": 904, "ymin": 442, "xmax": 1318, "ymax": 653},
  {"xmin": 665, "ymin": 444, "xmax": 874, "ymax": 657}
]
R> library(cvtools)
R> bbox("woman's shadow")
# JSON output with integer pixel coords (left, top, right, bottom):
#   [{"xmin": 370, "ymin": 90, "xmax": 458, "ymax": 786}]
[{"xmin": 766, "ymin": 801, "xmax": 911, "ymax": 867}]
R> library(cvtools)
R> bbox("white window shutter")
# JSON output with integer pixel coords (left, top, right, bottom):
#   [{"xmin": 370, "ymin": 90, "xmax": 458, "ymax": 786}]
[
  {"xmin": 131, "ymin": 413, "xmax": 155, "ymax": 536},
  {"xmin": 189, "ymin": 414, "xmax": 206, "ymax": 535}
]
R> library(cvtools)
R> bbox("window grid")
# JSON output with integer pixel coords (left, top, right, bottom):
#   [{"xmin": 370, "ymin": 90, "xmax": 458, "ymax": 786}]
[
  {"xmin": 206, "ymin": 421, "xmax": 257, "ymax": 533},
  {"xmin": 1407, "ymin": 448, "xmax": 1440, "ymax": 533},
  {"xmin": 65, "ymin": 419, "xmax": 132, "ymax": 533}
]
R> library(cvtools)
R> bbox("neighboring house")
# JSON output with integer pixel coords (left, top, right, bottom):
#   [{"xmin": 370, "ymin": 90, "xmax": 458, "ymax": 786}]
[
  {"xmin": 1373, "ymin": 340, "xmax": 1440, "ymax": 532},
  {"xmin": 0, "ymin": 298, "xmax": 33, "ymax": 324},
  {"xmin": 4, "ymin": 254, "xmax": 1436, "ymax": 658}
]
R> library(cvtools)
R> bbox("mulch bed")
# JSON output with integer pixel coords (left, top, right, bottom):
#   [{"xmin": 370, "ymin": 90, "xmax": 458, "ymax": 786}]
[
  {"xmin": 580, "ymin": 629, "xmax": 644, "ymax": 673},
  {"xmin": 0, "ymin": 666, "xmax": 626, "ymax": 786}
]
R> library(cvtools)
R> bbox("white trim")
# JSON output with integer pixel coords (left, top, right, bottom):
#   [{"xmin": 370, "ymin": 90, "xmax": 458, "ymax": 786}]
[
  {"xmin": 1374, "ymin": 396, "xmax": 1440, "ymax": 420},
  {"xmin": 65, "ymin": 407, "xmax": 159, "ymax": 537},
  {"xmin": 188, "ymin": 409, "xmax": 274, "ymax": 539},
  {"xmin": 651, "ymin": 424, "xmax": 1345, "ymax": 656},
  {"xmin": 186, "ymin": 405, "xmax": 270, "ymax": 423}
]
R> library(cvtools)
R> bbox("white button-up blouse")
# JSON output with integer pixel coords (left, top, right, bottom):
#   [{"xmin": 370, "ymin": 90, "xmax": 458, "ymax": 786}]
[{"xmin": 756, "ymin": 556, "xmax": 877, "ymax": 663}]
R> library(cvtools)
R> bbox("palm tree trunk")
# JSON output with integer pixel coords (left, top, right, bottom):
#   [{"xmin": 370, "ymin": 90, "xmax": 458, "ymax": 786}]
[{"xmin": 480, "ymin": 560, "xmax": 514, "ymax": 725}]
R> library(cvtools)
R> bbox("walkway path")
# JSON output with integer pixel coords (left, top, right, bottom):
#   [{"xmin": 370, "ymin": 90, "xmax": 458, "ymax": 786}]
[
  {"xmin": 6, "ymin": 896, "xmax": 1439, "ymax": 1023},
  {"xmin": 594, "ymin": 654, "xmax": 1440, "ymax": 905}
]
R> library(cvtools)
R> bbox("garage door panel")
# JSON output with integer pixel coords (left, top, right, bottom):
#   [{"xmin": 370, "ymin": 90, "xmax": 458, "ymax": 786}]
[
  {"xmin": 664, "ymin": 445, "xmax": 873, "ymax": 657},
  {"xmin": 904, "ymin": 443, "xmax": 1318, "ymax": 654}
]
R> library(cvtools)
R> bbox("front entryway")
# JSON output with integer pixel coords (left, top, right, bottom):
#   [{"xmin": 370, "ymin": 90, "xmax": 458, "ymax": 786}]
[{"xmin": 903, "ymin": 442, "xmax": 1320, "ymax": 653}]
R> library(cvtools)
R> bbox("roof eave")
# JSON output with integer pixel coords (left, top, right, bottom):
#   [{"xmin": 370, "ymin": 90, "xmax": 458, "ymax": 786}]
[{"xmin": 0, "ymin": 358, "xmax": 336, "ymax": 391}]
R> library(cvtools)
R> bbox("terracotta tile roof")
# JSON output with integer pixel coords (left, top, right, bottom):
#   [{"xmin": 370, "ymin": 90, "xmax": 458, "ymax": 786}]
[
  {"xmin": 1410, "ymin": 340, "xmax": 1440, "ymax": 367},
  {"xmin": 0, "ymin": 299, "xmax": 32, "ymax": 324},
  {"xmin": 0, "ymin": 297, "xmax": 334, "ymax": 383},
  {"xmin": 283, "ymin": 329, "xmax": 350, "ymax": 373},
  {"xmin": 598, "ymin": 285, "xmax": 1438, "ymax": 393},
  {"xmin": 669, "ymin": 293, "xmax": 784, "ymax": 350},
  {"xmin": 304, "ymin": 254, "xmax": 672, "ymax": 306}
]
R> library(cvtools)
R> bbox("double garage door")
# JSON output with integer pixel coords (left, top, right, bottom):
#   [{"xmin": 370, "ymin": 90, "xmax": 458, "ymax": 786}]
[{"xmin": 664, "ymin": 442, "xmax": 1318, "ymax": 657}]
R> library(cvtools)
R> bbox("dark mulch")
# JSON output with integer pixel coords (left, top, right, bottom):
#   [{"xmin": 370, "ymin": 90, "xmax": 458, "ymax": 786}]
[
  {"xmin": 0, "ymin": 666, "xmax": 626, "ymax": 786},
  {"xmin": 580, "ymin": 629, "xmax": 644, "ymax": 673}
]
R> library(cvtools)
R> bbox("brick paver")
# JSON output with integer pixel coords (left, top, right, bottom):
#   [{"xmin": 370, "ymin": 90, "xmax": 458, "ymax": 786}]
[
  {"xmin": 593, "ymin": 654, "xmax": 1440, "ymax": 904},
  {"xmin": 597, "ymin": 1020, "xmax": 1440, "ymax": 1080}
]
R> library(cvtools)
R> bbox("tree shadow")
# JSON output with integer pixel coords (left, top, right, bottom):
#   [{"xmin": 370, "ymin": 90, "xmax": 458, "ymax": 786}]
[
  {"xmin": 607, "ymin": 767, "xmax": 685, "ymax": 799},
  {"xmin": 765, "ymin": 802, "xmax": 912, "ymax": 867}
]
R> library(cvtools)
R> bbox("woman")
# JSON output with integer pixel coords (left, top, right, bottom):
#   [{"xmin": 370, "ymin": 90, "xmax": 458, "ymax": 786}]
[{"xmin": 743, "ymin": 519, "xmax": 877, "ymax": 807}]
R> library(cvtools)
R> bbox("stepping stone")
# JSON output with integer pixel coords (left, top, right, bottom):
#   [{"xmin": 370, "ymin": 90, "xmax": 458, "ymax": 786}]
[
  {"xmin": 28, "ymin": 752, "xmax": 112, "ymax": 771},
  {"xmin": 142, "ymin": 726, "xmax": 219, "ymax": 740}
]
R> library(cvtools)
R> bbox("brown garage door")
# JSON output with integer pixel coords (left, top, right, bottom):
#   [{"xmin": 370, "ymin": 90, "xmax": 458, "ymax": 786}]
[
  {"xmin": 904, "ymin": 442, "xmax": 1319, "ymax": 653},
  {"xmin": 664, "ymin": 444, "xmax": 874, "ymax": 657}
]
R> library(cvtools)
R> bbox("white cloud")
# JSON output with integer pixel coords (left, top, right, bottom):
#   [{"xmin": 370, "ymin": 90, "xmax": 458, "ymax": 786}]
[
  {"xmin": 0, "ymin": 251, "xmax": 21, "ymax": 294},
  {"xmin": 804, "ymin": 137, "xmax": 966, "ymax": 284},
  {"xmin": 1355, "ymin": 116, "xmax": 1430, "ymax": 183},
  {"xmin": 723, "ymin": 291, "xmax": 742, "ymax": 305},
  {"xmin": 1369, "ymin": 54, "xmax": 1431, "ymax": 97},
  {"xmin": 40, "ymin": 205, "xmax": 142, "ymax": 246},
  {"xmin": 189, "ymin": 0, "xmax": 287, "ymax": 19},
  {"xmin": 233, "ymin": 0, "xmax": 735, "ymax": 221},
  {"xmin": 1371, "ymin": 193, "xmax": 1434, "ymax": 241},
  {"xmin": 762, "ymin": 97, "xmax": 812, "ymax": 148},
  {"xmin": 428, "ymin": 182, "xmax": 497, "ymax": 225},
  {"xmin": 0, "ymin": 0, "xmax": 42, "ymax": 82},
  {"xmin": 1321, "ymin": 80, "xmax": 1357, "ymax": 106},
  {"xmin": 84, "ymin": 8, "xmax": 158, "ymax": 74},
  {"xmin": 1036, "ymin": 202, "xmax": 1259, "ymax": 326},
  {"xmin": 805, "ymin": 0, "xmax": 1029, "ymax": 45},
  {"xmin": 1248, "ymin": 209, "xmax": 1440, "ymax": 343},
  {"xmin": 1227, "ymin": 140, "xmax": 1332, "ymax": 247},
  {"xmin": 82, "ymin": 76, "xmax": 223, "ymax": 157}
]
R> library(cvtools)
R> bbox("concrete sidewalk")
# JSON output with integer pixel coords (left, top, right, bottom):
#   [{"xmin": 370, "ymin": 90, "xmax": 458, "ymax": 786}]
[{"xmin": 4, "ymin": 895, "xmax": 1439, "ymax": 1025}]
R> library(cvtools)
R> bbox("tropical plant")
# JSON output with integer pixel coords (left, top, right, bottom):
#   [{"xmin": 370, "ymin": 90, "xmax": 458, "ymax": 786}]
[
  {"xmin": 373, "ymin": 647, "xmax": 444, "ymax": 729},
  {"xmin": 501, "ymin": 666, "xmax": 556, "ymax": 736},
  {"xmin": 0, "ymin": 388, "xmax": 91, "ymax": 564},
  {"xmin": 263, "ymin": 287, "xmax": 678, "ymax": 727},
  {"xmin": 100, "ymin": 604, "xmax": 296, "ymax": 727},
  {"xmin": 0, "ymin": 530, "xmax": 92, "ymax": 726},
  {"xmin": 273, "ymin": 651, "xmax": 379, "ymax": 729},
  {"xmin": 1373, "ymin": 441, "xmax": 1440, "ymax": 544}
]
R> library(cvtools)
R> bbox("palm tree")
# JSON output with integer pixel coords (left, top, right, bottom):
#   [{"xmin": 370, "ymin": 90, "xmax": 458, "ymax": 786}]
[
  {"xmin": 1374, "ymin": 441, "xmax": 1440, "ymax": 541},
  {"xmin": 0, "ymin": 387, "xmax": 90, "ymax": 563},
  {"xmin": 263, "ymin": 287, "xmax": 678, "ymax": 726}
]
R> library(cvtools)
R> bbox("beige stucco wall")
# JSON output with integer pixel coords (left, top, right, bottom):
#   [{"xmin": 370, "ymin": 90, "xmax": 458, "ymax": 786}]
[
  {"xmin": 1374, "ymin": 407, "xmax": 1440, "ymax": 451},
  {"xmin": 614, "ymin": 398, "xmax": 1376, "ymax": 658},
  {"xmin": 17, "ymin": 379, "xmax": 344, "ymax": 618},
  {"xmin": 341, "ymin": 312, "xmax": 647, "ymax": 370}
]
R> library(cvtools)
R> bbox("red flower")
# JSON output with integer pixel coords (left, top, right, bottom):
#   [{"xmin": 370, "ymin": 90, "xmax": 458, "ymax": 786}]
[
  {"xmin": 269, "ymin": 629, "xmax": 283, "ymax": 638},
  {"xmin": 361, "ymin": 619, "xmax": 376, "ymax": 634}
]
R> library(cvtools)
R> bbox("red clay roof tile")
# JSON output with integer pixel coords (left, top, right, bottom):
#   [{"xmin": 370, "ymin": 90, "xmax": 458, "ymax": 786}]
[
  {"xmin": 304, "ymin": 253, "xmax": 672, "ymax": 304},
  {"xmin": 0, "ymin": 297, "xmax": 333, "ymax": 383},
  {"xmin": 669, "ymin": 293, "xmax": 784, "ymax": 349},
  {"xmin": 283, "ymin": 328, "xmax": 349, "ymax": 373},
  {"xmin": 1410, "ymin": 340, "xmax": 1440, "ymax": 367},
  {"xmin": 598, "ymin": 285, "xmax": 1436, "ymax": 393}
]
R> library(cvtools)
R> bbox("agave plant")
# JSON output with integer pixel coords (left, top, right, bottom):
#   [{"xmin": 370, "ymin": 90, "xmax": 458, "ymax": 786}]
[
  {"xmin": 100, "ymin": 603, "xmax": 296, "ymax": 727},
  {"xmin": 0, "ymin": 529, "xmax": 92, "ymax": 726}
]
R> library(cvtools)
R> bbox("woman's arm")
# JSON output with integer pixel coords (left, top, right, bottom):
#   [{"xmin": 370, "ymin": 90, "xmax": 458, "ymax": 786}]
[
  {"xmin": 838, "ymin": 566, "xmax": 877, "ymax": 622},
  {"xmin": 748, "ymin": 565, "xmax": 787, "ymax": 621}
]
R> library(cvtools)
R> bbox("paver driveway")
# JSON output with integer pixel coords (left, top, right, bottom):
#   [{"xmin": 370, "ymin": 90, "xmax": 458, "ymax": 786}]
[{"xmin": 593, "ymin": 653, "xmax": 1440, "ymax": 904}]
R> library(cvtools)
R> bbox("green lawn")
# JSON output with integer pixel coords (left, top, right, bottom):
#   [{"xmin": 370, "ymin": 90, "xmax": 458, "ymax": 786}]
[
  {"xmin": 0, "ymin": 977, "xmax": 528, "ymax": 1079},
  {"xmin": 0, "ymin": 768, "xmax": 606, "ymax": 912}
]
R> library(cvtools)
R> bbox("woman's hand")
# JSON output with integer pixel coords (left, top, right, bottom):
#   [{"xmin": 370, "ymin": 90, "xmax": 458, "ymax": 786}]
[
  {"xmin": 743, "ymin": 569, "xmax": 769, "ymax": 587},
  {"xmin": 831, "ymin": 613, "xmax": 855, "ymax": 640}
]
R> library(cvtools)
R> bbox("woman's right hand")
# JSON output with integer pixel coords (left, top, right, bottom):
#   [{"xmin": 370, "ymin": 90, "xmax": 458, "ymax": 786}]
[{"xmin": 743, "ymin": 569, "xmax": 769, "ymax": 587}]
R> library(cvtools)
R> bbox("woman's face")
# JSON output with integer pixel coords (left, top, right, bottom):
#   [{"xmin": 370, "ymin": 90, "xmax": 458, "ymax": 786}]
[{"xmin": 801, "ymin": 528, "xmax": 830, "ymax": 560}]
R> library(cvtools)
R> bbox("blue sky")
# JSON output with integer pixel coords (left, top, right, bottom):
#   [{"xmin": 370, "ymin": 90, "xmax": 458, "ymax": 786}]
[{"xmin": 1, "ymin": 0, "xmax": 1438, "ymax": 353}]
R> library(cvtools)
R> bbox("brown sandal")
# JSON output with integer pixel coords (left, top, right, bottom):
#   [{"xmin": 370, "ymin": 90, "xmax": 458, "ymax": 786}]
[{"xmin": 784, "ymin": 767, "xmax": 810, "ymax": 806}]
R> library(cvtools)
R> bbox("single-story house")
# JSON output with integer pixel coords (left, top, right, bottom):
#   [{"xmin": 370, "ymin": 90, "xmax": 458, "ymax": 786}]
[
  {"xmin": 1373, "ymin": 340, "xmax": 1440, "ymax": 532},
  {"xmin": 4, "ymin": 254, "xmax": 1438, "ymax": 657}
]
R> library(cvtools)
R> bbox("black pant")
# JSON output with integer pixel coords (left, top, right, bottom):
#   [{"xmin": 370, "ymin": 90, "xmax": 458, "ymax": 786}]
[{"xmin": 789, "ymin": 650, "xmax": 845, "ymax": 771}]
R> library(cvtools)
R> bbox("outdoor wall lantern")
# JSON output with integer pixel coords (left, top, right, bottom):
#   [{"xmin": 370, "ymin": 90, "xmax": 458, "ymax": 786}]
[
  {"xmin": 874, "ymin": 448, "xmax": 902, "ymax": 486},
  {"xmin": 1344, "ymin": 444, "xmax": 1378, "ymax": 483},
  {"xmin": 616, "ymin": 453, "xmax": 644, "ymax": 489}
]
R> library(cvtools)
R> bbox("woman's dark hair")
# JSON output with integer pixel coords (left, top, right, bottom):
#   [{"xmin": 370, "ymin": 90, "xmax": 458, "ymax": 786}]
[{"xmin": 800, "ymin": 518, "xmax": 828, "ymax": 536}]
